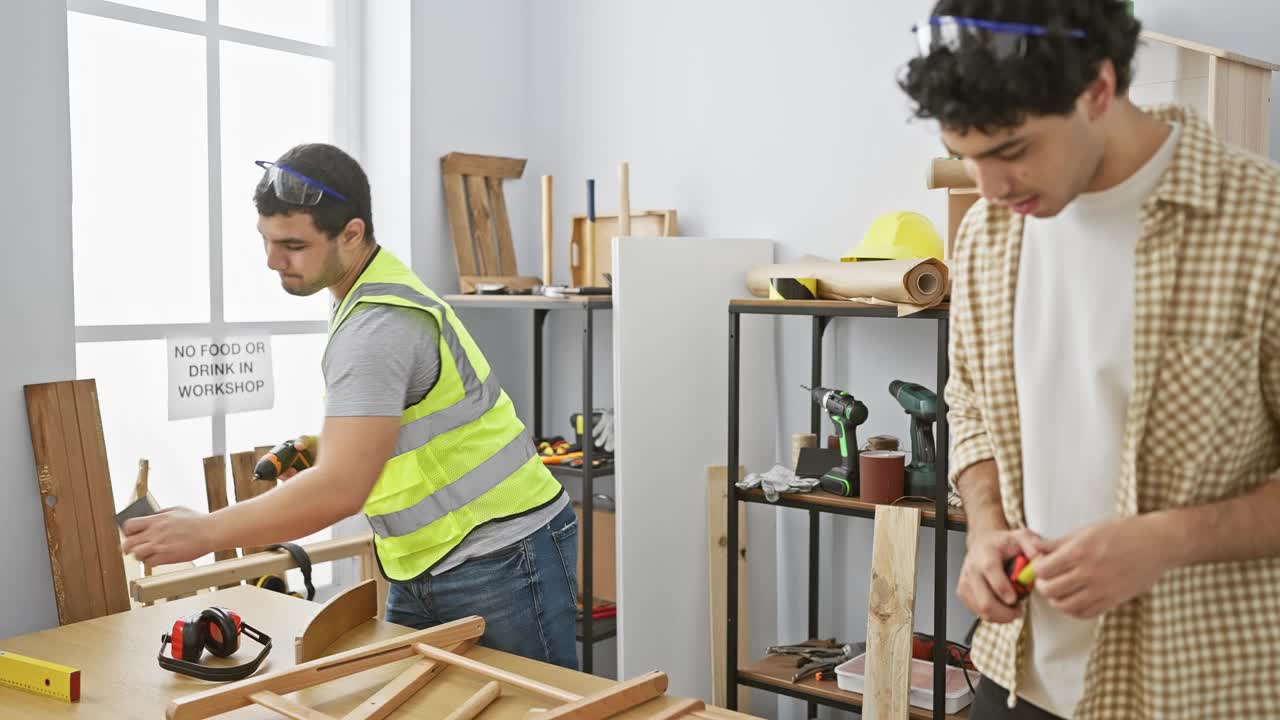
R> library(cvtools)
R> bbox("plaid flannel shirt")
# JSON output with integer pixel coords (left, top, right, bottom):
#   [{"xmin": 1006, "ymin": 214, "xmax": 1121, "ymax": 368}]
[{"xmin": 948, "ymin": 105, "xmax": 1280, "ymax": 718}]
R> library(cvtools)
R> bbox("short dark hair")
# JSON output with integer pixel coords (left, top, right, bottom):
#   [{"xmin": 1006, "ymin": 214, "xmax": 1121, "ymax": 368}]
[
  {"xmin": 253, "ymin": 143, "xmax": 375, "ymax": 243},
  {"xmin": 899, "ymin": 0, "xmax": 1142, "ymax": 134}
]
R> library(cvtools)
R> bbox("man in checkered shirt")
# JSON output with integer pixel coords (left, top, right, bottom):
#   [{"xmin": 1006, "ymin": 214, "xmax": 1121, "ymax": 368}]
[{"xmin": 901, "ymin": 1, "xmax": 1280, "ymax": 718}]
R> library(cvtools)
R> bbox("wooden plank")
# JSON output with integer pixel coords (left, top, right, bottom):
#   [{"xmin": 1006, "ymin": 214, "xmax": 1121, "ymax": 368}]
[
  {"xmin": 167, "ymin": 618, "xmax": 486, "ymax": 720},
  {"xmin": 132, "ymin": 534, "xmax": 373, "ymax": 604},
  {"xmin": 534, "ymin": 671, "xmax": 668, "ymax": 720},
  {"xmin": 862, "ymin": 505, "xmax": 921, "ymax": 720},
  {"xmin": 71, "ymin": 380, "xmax": 131, "ymax": 616},
  {"xmin": 296, "ymin": 579, "xmax": 378, "ymax": 663},
  {"xmin": 202, "ymin": 455, "xmax": 239, "ymax": 572},
  {"xmin": 1141, "ymin": 29, "xmax": 1280, "ymax": 72},
  {"xmin": 443, "ymin": 172, "xmax": 479, "ymax": 276},
  {"xmin": 487, "ymin": 176, "xmax": 519, "ymax": 276},
  {"xmin": 1242, "ymin": 64, "xmax": 1271, "ymax": 156},
  {"xmin": 54, "ymin": 382, "xmax": 109, "ymax": 621},
  {"xmin": 24, "ymin": 383, "xmax": 89, "ymax": 625},
  {"xmin": 708, "ymin": 466, "xmax": 749, "ymax": 710},
  {"xmin": 249, "ymin": 691, "xmax": 337, "ymax": 720},
  {"xmin": 441, "ymin": 152, "xmax": 527, "ymax": 179},
  {"xmin": 444, "ymin": 681, "xmax": 501, "ymax": 720},
  {"xmin": 342, "ymin": 640, "xmax": 478, "ymax": 720},
  {"xmin": 649, "ymin": 699, "xmax": 705, "ymax": 720},
  {"xmin": 414, "ymin": 643, "xmax": 578, "ymax": 703},
  {"xmin": 230, "ymin": 450, "xmax": 271, "ymax": 556},
  {"xmin": 466, "ymin": 174, "xmax": 500, "ymax": 275}
]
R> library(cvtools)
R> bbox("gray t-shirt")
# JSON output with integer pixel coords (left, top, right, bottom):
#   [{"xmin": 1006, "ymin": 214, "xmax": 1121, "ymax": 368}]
[{"xmin": 324, "ymin": 302, "xmax": 567, "ymax": 577}]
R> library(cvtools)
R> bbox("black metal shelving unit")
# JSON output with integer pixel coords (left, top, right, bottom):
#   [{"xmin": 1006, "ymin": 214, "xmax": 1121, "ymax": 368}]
[
  {"xmin": 445, "ymin": 294, "xmax": 616, "ymax": 673},
  {"xmin": 725, "ymin": 298, "xmax": 969, "ymax": 720}
]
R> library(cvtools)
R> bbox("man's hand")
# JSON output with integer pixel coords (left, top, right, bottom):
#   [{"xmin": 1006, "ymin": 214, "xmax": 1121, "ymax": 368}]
[
  {"xmin": 958, "ymin": 528, "xmax": 1047, "ymax": 623},
  {"xmin": 1031, "ymin": 514, "xmax": 1175, "ymax": 620},
  {"xmin": 278, "ymin": 434, "xmax": 319, "ymax": 481},
  {"xmin": 121, "ymin": 508, "xmax": 214, "ymax": 566}
]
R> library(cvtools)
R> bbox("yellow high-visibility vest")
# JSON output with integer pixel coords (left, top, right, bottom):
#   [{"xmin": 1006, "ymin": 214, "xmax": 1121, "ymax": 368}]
[{"xmin": 327, "ymin": 247, "xmax": 563, "ymax": 581}]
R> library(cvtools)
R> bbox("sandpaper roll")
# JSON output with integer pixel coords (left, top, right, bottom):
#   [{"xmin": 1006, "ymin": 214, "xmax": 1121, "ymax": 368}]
[
  {"xmin": 860, "ymin": 450, "xmax": 906, "ymax": 504},
  {"xmin": 746, "ymin": 256, "xmax": 949, "ymax": 314},
  {"xmin": 769, "ymin": 277, "xmax": 818, "ymax": 300}
]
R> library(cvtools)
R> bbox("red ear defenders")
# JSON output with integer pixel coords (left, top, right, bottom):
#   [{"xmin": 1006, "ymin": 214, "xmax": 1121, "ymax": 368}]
[{"xmin": 158, "ymin": 607, "xmax": 272, "ymax": 682}]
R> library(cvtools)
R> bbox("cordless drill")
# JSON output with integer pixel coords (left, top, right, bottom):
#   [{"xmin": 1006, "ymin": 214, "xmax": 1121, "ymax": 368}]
[
  {"xmin": 803, "ymin": 386, "xmax": 868, "ymax": 497},
  {"xmin": 253, "ymin": 438, "xmax": 315, "ymax": 481},
  {"xmin": 888, "ymin": 380, "xmax": 937, "ymax": 499}
]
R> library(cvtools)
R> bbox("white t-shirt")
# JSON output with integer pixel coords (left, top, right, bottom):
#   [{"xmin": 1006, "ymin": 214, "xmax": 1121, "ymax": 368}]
[{"xmin": 1013, "ymin": 123, "xmax": 1180, "ymax": 717}]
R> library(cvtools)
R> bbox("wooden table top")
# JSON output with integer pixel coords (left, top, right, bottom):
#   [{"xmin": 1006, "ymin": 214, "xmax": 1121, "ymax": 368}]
[{"xmin": 0, "ymin": 585, "xmax": 755, "ymax": 719}]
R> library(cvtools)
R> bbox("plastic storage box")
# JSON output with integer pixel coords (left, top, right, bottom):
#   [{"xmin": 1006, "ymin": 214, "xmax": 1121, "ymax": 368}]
[{"xmin": 835, "ymin": 653, "xmax": 978, "ymax": 715}]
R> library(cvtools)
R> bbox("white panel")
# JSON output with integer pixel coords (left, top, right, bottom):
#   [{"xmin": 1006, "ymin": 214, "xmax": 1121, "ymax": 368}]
[
  {"xmin": 612, "ymin": 237, "xmax": 776, "ymax": 702},
  {"xmin": 219, "ymin": 0, "xmax": 334, "ymax": 46}
]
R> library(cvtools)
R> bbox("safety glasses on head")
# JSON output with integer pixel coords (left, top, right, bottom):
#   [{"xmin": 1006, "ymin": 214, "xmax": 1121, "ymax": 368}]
[
  {"xmin": 912, "ymin": 16, "xmax": 1087, "ymax": 60},
  {"xmin": 254, "ymin": 160, "xmax": 351, "ymax": 206}
]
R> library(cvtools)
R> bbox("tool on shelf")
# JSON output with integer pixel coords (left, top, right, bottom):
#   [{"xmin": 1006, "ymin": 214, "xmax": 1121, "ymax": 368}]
[
  {"xmin": 253, "ymin": 437, "xmax": 314, "ymax": 481},
  {"xmin": 801, "ymin": 385, "xmax": 868, "ymax": 497},
  {"xmin": 765, "ymin": 640, "xmax": 863, "ymax": 683},
  {"xmin": 888, "ymin": 380, "xmax": 938, "ymax": 498}
]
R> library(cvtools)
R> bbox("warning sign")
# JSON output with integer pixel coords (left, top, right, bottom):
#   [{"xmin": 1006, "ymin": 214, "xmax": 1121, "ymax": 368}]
[{"xmin": 167, "ymin": 336, "xmax": 274, "ymax": 421}]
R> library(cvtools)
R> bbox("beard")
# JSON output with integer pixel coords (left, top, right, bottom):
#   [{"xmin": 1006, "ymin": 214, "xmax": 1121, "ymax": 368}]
[{"xmin": 281, "ymin": 243, "xmax": 345, "ymax": 296}]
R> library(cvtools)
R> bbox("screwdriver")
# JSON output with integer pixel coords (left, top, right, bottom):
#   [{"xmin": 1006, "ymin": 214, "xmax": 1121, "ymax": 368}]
[{"xmin": 253, "ymin": 438, "xmax": 315, "ymax": 481}]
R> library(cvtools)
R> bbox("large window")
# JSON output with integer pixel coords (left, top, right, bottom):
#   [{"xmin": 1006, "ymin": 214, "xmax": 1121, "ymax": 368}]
[{"xmin": 68, "ymin": 0, "xmax": 360, "ymax": 587}]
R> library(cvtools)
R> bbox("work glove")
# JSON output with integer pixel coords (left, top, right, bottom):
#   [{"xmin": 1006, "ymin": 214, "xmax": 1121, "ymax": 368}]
[
  {"xmin": 737, "ymin": 465, "xmax": 819, "ymax": 503},
  {"xmin": 591, "ymin": 409, "xmax": 615, "ymax": 453}
]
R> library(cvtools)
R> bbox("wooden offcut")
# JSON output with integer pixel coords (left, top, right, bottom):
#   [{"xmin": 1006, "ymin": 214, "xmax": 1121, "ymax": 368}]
[
  {"xmin": 862, "ymin": 505, "xmax": 921, "ymax": 720},
  {"xmin": 707, "ymin": 466, "xmax": 749, "ymax": 710},
  {"xmin": 24, "ymin": 379, "xmax": 130, "ymax": 625},
  {"xmin": 441, "ymin": 152, "xmax": 540, "ymax": 293}
]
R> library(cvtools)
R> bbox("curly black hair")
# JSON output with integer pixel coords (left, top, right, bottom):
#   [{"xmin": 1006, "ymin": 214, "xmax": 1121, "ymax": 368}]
[
  {"xmin": 899, "ymin": 0, "xmax": 1142, "ymax": 134},
  {"xmin": 254, "ymin": 143, "xmax": 375, "ymax": 244}
]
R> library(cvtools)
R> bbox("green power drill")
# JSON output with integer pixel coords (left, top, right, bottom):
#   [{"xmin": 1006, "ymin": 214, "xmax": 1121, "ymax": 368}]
[
  {"xmin": 888, "ymin": 380, "xmax": 937, "ymax": 499},
  {"xmin": 803, "ymin": 385, "xmax": 868, "ymax": 497}
]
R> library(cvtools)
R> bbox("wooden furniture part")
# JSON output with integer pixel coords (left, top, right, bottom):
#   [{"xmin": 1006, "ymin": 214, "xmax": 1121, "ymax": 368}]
[
  {"xmin": 130, "ymin": 533, "xmax": 376, "ymax": 605},
  {"xmin": 445, "ymin": 681, "xmax": 501, "ymax": 720},
  {"xmin": 296, "ymin": 580, "xmax": 378, "ymax": 664},
  {"xmin": 569, "ymin": 210, "xmax": 676, "ymax": 288},
  {"xmin": 202, "ymin": 454, "xmax": 240, "ymax": 568},
  {"xmin": 707, "ymin": 466, "xmax": 749, "ymax": 711},
  {"xmin": 442, "ymin": 152, "xmax": 541, "ymax": 294},
  {"xmin": 230, "ymin": 449, "xmax": 276, "ymax": 556},
  {"xmin": 862, "ymin": 506, "xmax": 922, "ymax": 720},
  {"xmin": 0, "ymin": 585, "xmax": 759, "ymax": 720},
  {"xmin": 924, "ymin": 157, "xmax": 978, "ymax": 262},
  {"xmin": 1130, "ymin": 30, "xmax": 1278, "ymax": 156},
  {"xmin": 24, "ymin": 379, "xmax": 131, "ymax": 625}
]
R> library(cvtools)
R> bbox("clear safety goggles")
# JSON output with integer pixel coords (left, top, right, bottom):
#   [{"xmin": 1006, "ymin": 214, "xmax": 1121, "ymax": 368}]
[
  {"xmin": 254, "ymin": 160, "xmax": 350, "ymax": 206},
  {"xmin": 912, "ymin": 16, "xmax": 1087, "ymax": 59}
]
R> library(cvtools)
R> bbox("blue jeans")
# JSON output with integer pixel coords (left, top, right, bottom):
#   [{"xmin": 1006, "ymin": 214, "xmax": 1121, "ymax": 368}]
[{"xmin": 384, "ymin": 503, "xmax": 580, "ymax": 670}]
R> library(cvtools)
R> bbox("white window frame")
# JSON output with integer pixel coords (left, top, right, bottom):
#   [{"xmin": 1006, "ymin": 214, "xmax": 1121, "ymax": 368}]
[{"xmin": 67, "ymin": 0, "xmax": 367, "ymax": 597}]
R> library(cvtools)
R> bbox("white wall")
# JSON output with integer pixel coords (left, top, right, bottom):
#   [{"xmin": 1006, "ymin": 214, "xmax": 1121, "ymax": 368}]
[{"xmin": 0, "ymin": 0, "xmax": 76, "ymax": 638}]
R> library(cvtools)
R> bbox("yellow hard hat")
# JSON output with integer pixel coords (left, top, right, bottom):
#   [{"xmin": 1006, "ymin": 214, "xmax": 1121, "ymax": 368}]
[{"xmin": 842, "ymin": 211, "xmax": 944, "ymax": 262}]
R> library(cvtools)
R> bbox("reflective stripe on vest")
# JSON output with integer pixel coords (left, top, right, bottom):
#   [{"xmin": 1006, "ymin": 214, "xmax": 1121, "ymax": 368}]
[{"xmin": 334, "ymin": 280, "xmax": 534, "ymax": 540}]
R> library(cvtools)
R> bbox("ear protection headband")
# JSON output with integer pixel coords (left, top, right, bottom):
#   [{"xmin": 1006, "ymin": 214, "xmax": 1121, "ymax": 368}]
[
  {"xmin": 253, "ymin": 542, "xmax": 315, "ymax": 601},
  {"xmin": 157, "ymin": 607, "xmax": 271, "ymax": 682}
]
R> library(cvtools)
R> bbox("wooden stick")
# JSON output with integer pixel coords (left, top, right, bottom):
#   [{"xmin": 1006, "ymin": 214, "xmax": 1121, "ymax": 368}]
[
  {"xmin": 414, "ymin": 643, "xmax": 577, "ymax": 703},
  {"xmin": 135, "ymin": 458, "xmax": 150, "ymax": 501},
  {"xmin": 583, "ymin": 179, "xmax": 596, "ymax": 287},
  {"xmin": 618, "ymin": 162, "xmax": 631, "ymax": 237},
  {"xmin": 133, "ymin": 534, "xmax": 372, "ymax": 604},
  {"xmin": 342, "ymin": 639, "xmax": 478, "ymax": 720},
  {"xmin": 167, "ymin": 618, "xmax": 485, "ymax": 720},
  {"xmin": 249, "ymin": 691, "xmax": 336, "ymax": 720},
  {"xmin": 648, "ymin": 699, "xmax": 705, "ymax": 720},
  {"xmin": 532, "ymin": 671, "xmax": 667, "ymax": 720},
  {"xmin": 542, "ymin": 175, "xmax": 554, "ymax": 286},
  {"xmin": 444, "ymin": 681, "xmax": 501, "ymax": 720}
]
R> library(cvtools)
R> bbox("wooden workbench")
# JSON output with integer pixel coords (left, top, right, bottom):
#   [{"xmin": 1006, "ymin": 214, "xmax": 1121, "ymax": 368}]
[{"xmin": 0, "ymin": 585, "xmax": 756, "ymax": 719}]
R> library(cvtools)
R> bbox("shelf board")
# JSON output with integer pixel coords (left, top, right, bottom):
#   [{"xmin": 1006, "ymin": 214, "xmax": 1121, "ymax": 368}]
[
  {"xmin": 737, "ymin": 652, "xmax": 970, "ymax": 719},
  {"xmin": 737, "ymin": 487, "xmax": 967, "ymax": 530},
  {"xmin": 444, "ymin": 294, "xmax": 613, "ymax": 311},
  {"xmin": 548, "ymin": 462, "xmax": 615, "ymax": 479},
  {"xmin": 576, "ymin": 614, "xmax": 617, "ymax": 643},
  {"xmin": 729, "ymin": 298, "xmax": 949, "ymax": 318}
]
